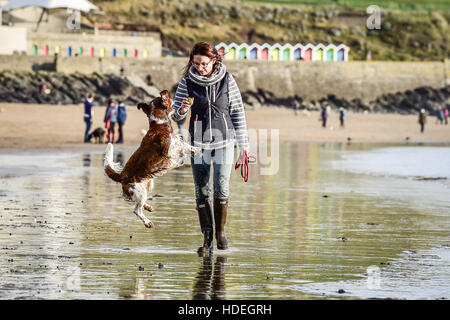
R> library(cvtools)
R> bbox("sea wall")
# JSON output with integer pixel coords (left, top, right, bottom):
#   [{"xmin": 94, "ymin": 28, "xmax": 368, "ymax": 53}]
[
  {"xmin": 0, "ymin": 26, "xmax": 27, "ymax": 55},
  {"xmin": 0, "ymin": 55, "xmax": 448, "ymax": 102}
]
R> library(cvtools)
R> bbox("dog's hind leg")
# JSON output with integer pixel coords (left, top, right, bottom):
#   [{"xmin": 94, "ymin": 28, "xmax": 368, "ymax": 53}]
[
  {"xmin": 125, "ymin": 183, "xmax": 154, "ymax": 228},
  {"xmin": 143, "ymin": 179, "xmax": 154, "ymax": 212},
  {"xmin": 134, "ymin": 203, "xmax": 153, "ymax": 228}
]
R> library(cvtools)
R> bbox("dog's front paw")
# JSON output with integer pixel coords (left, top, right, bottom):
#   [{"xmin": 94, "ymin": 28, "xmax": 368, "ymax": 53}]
[{"xmin": 191, "ymin": 147, "xmax": 202, "ymax": 155}]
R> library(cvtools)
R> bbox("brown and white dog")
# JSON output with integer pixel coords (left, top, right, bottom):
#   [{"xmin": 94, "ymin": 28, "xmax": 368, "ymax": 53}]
[{"xmin": 103, "ymin": 90, "xmax": 200, "ymax": 228}]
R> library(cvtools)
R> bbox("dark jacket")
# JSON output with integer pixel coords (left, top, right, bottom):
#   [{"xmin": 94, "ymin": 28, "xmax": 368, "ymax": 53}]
[
  {"xmin": 186, "ymin": 73, "xmax": 233, "ymax": 147},
  {"xmin": 84, "ymin": 99, "xmax": 93, "ymax": 120},
  {"xmin": 117, "ymin": 104, "xmax": 127, "ymax": 124}
]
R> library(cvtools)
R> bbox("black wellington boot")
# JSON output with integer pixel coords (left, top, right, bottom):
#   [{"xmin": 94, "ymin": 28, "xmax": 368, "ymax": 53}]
[
  {"xmin": 196, "ymin": 200, "xmax": 214, "ymax": 254},
  {"xmin": 214, "ymin": 198, "xmax": 229, "ymax": 250}
]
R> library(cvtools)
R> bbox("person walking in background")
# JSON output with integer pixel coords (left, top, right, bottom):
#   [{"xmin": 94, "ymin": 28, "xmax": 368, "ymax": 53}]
[
  {"xmin": 104, "ymin": 99, "xmax": 117, "ymax": 144},
  {"xmin": 435, "ymin": 107, "xmax": 444, "ymax": 124},
  {"xmin": 116, "ymin": 101, "xmax": 127, "ymax": 144},
  {"xmin": 83, "ymin": 93, "xmax": 94, "ymax": 143},
  {"xmin": 171, "ymin": 42, "xmax": 249, "ymax": 254},
  {"xmin": 320, "ymin": 105, "xmax": 328, "ymax": 128},
  {"xmin": 293, "ymin": 101, "xmax": 300, "ymax": 116},
  {"xmin": 339, "ymin": 107, "xmax": 346, "ymax": 128},
  {"xmin": 444, "ymin": 107, "xmax": 448, "ymax": 125},
  {"xmin": 418, "ymin": 108, "xmax": 427, "ymax": 133}
]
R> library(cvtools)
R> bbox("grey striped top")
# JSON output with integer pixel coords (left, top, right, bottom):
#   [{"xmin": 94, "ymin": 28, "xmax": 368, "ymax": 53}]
[{"xmin": 171, "ymin": 73, "xmax": 249, "ymax": 150}]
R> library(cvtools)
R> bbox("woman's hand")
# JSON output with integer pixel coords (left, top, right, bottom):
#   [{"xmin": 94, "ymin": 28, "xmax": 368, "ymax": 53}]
[
  {"xmin": 179, "ymin": 98, "xmax": 191, "ymax": 115},
  {"xmin": 237, "ymin": 148, "xmax": 248, "ymax": 164}
]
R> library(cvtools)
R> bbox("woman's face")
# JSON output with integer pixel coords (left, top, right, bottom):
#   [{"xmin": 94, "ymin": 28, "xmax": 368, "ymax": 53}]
[{"xmin": 193, "ymin": 54, "xmax": 216, "ymax": 77}]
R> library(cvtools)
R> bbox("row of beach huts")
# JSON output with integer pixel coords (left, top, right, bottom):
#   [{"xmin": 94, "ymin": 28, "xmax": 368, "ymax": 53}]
[
  {"xmin": 215, "ymin": 42, "xmax": 350, "ymax": 62},
  {"xmin": 30, "ymin": 42, "xmax": 350, "ymax": 62}
]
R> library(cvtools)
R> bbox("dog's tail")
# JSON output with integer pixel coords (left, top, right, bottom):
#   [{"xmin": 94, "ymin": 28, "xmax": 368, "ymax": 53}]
[{"xmin": 104, "ymin": 143, "xmax": 123, "ymax": 183}]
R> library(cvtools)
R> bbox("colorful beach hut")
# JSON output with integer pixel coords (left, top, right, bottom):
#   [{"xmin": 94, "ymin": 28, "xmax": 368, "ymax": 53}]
[
  {"xmin": 270, "ymin": 44, "xmax": 282, "ymax": 61},
  {"xmin": 216, "ymin": 42, "xmax": 227, "ymax": 58},
  {"xmin": 225, "ymin": 43, "xmax": 238, "ymax": 60},
  {"xmin": 259, "ymin": 43, "xmax": 271, "ymax": 61},
  {"xmin": 312, "ymin": 44, "xmax": 326, "ymax": 61},
  {"xmin": 238, "ymin": 45, "xmax": 247, "ymax": 60},
  {"xmin": 336, "ymin": 44, "xmax": 349, "ymax": 62},
  {"xmin": 326, "ymin": 46, "xmax": 335, "ymax": 61},
  {"xmin": 293, "ymin": 44, "xmax": 303, "ymax": 60},
  {"xmin": 281, "ymin": 45, "xmax": 291, "ymax": 61},
  {"xmin": 249, "ymin": 44, "xmax": 258, "ymax": 60},
  {"xmin": 303, "ymin": 44, "xmax": 313, "ymax": 61}
]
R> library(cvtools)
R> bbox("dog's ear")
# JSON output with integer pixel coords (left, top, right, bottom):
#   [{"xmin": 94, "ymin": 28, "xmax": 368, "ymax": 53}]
[
  {"xmin": 160, "ymin": 90, "xmax": 171, "ymax": 108},
  {"xmin": 137, "ymin": 102, "xmax": 151, "ymax": 114}
]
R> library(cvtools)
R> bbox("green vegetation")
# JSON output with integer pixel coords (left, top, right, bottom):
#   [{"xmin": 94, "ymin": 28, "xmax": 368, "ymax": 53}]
[{"xmin": 90, "ymin": 0, "xmax": 450, "ymax": 61}]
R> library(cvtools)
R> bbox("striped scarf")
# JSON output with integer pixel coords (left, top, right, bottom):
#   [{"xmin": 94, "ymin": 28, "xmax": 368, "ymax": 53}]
[{"xmin": 187, "ymin": 62, "xmax": 227, "ymax": 87}]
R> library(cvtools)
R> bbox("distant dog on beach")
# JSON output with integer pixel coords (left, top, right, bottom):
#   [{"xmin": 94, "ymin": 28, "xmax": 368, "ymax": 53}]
[
  {"xmin": 88, "ymin": 127, "xmax": 105, "ymax": 144},
  {"xmin": 103, "ymin": 90, "xmax": 201, "ymax": 228}
]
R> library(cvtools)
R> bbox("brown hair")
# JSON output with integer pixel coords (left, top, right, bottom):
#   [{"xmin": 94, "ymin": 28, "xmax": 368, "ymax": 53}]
[{"xmin": 182, "ymin": 42, "xmax": 223, "ymax": 77}]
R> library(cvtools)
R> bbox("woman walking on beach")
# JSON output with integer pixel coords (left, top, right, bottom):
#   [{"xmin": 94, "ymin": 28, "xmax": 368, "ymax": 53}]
[
  {"xmin": 171, "ymin": 42, "xmax": 249, "ymax": 254},
  {"xmin": 104, "ymin": 99, "xmax": 117, "ymax": 143}
]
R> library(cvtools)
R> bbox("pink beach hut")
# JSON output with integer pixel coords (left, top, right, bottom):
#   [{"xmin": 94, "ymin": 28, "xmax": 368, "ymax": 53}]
[
  {"xmin": 216, "ymin": 42, "xmax": 227, "ymax": 58},
  {"xmin": 215, "ymin": 42, "xmax": 227, "ymax": 57},
  {"xmin": 259, "ymin": 43, "xmax": 270, "ymax": 61},
  {"xmin": 303, "ymin": 44, "xmax": 313, "ymax": 61}
]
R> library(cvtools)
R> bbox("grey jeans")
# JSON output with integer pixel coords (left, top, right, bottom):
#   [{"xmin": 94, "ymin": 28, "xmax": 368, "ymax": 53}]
[{"xmin": 191, "ymin": 143, "xmax": 235, "ymax": 202}]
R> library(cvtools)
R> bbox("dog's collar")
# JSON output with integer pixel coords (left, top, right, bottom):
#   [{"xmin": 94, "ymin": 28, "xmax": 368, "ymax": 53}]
[{"xmin": 150, "ymin": 114, "xmax": 168, "ymax": 124}]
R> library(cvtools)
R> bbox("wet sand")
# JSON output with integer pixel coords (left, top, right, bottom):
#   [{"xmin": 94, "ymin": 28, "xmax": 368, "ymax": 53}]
[
  {"xmin": 0, "ymin": 103, "xmax": 449, "ymax": 150},
  {"xmin": 0, "ymin": 143, "xmax": 449, "ymax": 300},
  {"xmin": 1, "ymin": 103, "xmax": 449, "ymax": 300}
]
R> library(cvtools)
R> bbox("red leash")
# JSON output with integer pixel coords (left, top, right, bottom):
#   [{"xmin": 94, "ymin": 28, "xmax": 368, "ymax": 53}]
[{"xmin": 235, "ymin": 150, "xmax": 256, "ymax": 182}]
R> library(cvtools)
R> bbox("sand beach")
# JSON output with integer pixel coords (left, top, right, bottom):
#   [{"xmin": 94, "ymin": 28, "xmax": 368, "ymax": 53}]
[{"xmin": 0, "ymin": 103, "xmax": 449, "ymax": 150}]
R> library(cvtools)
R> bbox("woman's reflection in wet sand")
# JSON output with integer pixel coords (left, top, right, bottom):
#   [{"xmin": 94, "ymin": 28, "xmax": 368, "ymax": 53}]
[{"xmin": 192, "ymin": 254, "xmax": 227, "ymax": 300}]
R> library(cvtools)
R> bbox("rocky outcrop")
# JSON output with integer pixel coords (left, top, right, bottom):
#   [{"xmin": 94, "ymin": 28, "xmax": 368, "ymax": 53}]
[
  {"xmin": 1, "ymin": 71, "xmax": 448, "ymax": 115},
  {"xmin": 0, "ymin": 71, "xmax": 156, "ymax": 105},
  {"xmin": 242, "ymin": 85, "xmax": 450, "ymax": 115}
]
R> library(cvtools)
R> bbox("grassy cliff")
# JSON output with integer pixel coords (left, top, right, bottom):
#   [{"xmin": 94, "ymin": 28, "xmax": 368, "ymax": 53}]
[{"xmin": 89, "ymin": 0, "xmax": 449, "ymax": 61}]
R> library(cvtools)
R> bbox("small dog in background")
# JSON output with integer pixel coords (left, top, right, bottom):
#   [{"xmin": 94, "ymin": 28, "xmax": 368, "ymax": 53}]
[
  {"xmin": 104, "ymin": 90, "xmax": 201, "ymax": 228},
  {"xmin": 88, "ymin": 127, "xmax": 106, "ymax": 144}
]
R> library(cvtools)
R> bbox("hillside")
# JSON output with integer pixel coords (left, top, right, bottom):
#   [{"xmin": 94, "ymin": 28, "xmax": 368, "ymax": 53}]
[{"xmin": 88, "ymin": 0, "xmax": 449, "ymax": 61}]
